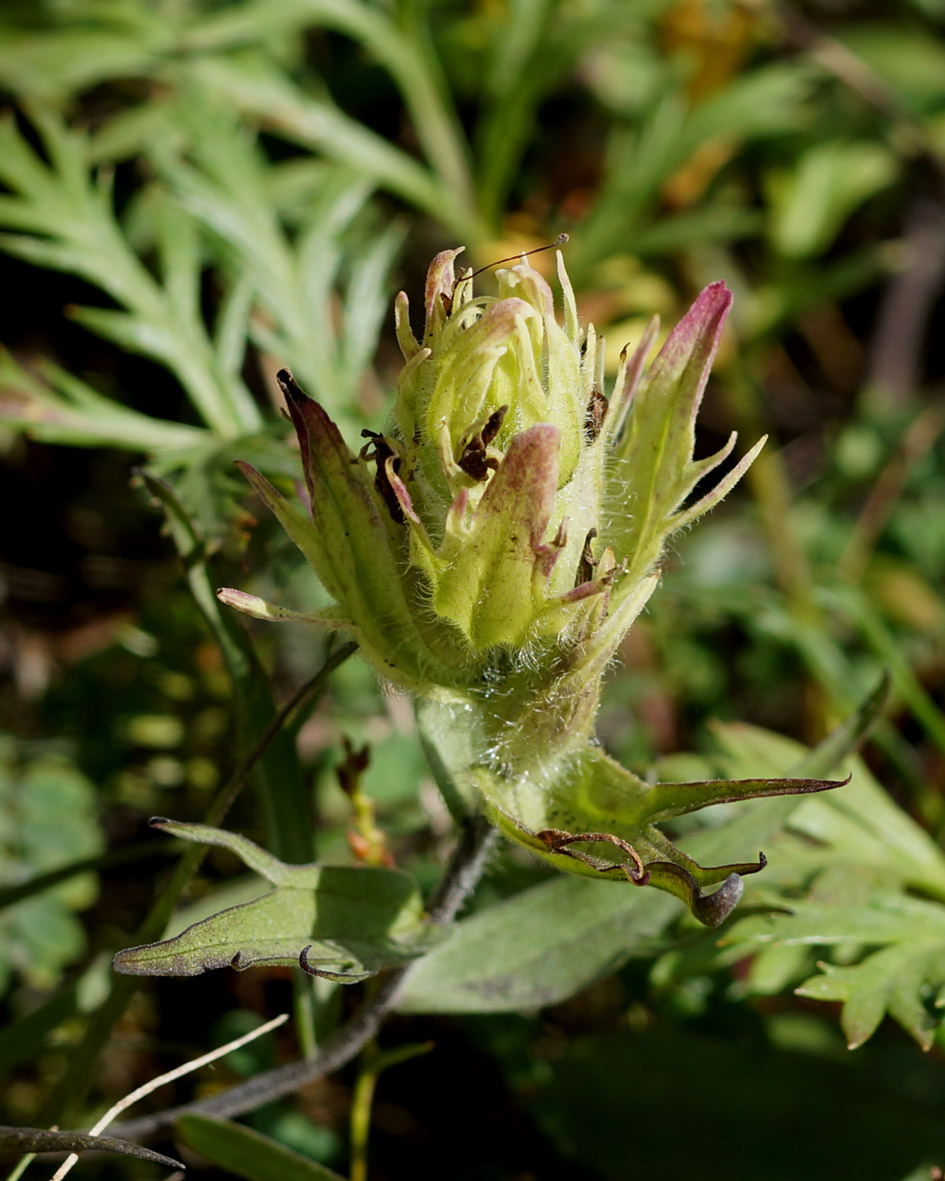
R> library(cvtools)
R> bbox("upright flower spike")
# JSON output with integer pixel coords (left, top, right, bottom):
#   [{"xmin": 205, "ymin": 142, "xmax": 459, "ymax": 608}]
[{"xmin": 223, "ymin": 247, "xmax": 845, "ymax": 926}]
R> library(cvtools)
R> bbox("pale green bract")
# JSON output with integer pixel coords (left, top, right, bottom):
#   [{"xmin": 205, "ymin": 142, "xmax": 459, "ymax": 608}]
[{"xmin": 221, "ymin": 248, "xmax": 844, "ymax": 926}]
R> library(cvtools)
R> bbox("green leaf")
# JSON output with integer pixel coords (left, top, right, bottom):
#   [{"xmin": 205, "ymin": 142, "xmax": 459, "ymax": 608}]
[
  {"xmin": 707, "ymin": 678, "xmax": 945, "ymax": 901},
  {"xmin": 0, "ymin": 350, "xmax": 208, "ymax": 452},
  {"xmin": 397, "ymin": 874, "xmax": 678, "ymax": 1014},
  {"xmin": 730, "ymin": 893, "xmax": 945, "ymax": 1050},
  {"xmin": 683, "ymin": 62, "xmax": 814, "ymax": 144},
  {"xmin": 682, "ymin": 675, "xmax": 890, "ymax": 871},
  {"xmin": 607, "ymin": 282, "xmax": 759, "ymax": 585},
  {"xmin": 0, "ymin": 107, "xmax": 262, "ymax": 436},
  {"xmin": 785, "ymin": 757, "xmax": 945, "ymax": 899},
  {"xmin": 768, "ymin": 141, "xmax": 896, "ymax": 258},
  {"xmin": 176, "ymin": 1113, "xmax": 345, "ymax": 1181},
  {"xmin": 189, "ymin": 56, "xmax": 458, "ymax": 233},
  {"xmin": 0, "ymin": 29, "xmax": 157, "ymax": 103},
  {"xmin": 838, "ymin": 25, "xmax": 945, "ymax": 114},
  {"xmin": 112, "ymin": 819, "xmax": 440, "ymax": 980}
]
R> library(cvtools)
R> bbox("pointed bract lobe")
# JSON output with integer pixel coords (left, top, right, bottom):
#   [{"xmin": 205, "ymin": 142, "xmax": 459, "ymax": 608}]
[{"xmin": 242, "ymin": 370, "xmax": 468, "ymax": 692}]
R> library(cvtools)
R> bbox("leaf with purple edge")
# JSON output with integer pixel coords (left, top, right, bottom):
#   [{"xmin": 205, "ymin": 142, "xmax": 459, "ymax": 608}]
[
  {"xmin": 609, "ymin": 281, "xmax": 736, "ymax": 575},
  {"xmin": 429, "ymin": 424, "xmax": 562, "ymax": 649},
  {"xmin": 238, "ymin": 376, "xmax": 468, "ymax": 692},
  {"xmin": 112, "ymin": 819, "xmax": 441, "ymax": 979}
]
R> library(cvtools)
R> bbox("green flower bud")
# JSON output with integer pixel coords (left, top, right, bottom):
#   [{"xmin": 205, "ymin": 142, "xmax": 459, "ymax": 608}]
[{"xmin": 222, "ymin": 248, "xmax": 844, "ymax": 926}]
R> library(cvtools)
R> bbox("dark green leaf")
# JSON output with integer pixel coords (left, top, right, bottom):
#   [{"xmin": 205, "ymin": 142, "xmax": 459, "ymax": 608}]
[
  {"xmin": 397, "ymin": 875, "xmax": 677, "ymax": 1013},
  {"xmin": 176, "ymin": 1114, "xmax": 344, "ymax": 1181},
  {"xmin": 113, "ymin": 820, "xmax": 440, "ymax": 979}
]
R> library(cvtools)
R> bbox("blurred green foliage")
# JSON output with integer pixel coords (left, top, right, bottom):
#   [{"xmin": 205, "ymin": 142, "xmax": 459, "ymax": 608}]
[{"xmin": 0, "ymin": 741, "xmax": 103, "ymax": 996}]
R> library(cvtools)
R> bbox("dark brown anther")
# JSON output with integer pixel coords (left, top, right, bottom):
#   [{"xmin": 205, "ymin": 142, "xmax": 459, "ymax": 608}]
[
  {"xmin": 458, "ymin": 405, "xmax": 508, "ymax": 481},
  {"xmin": 537, "ymin": 827, "xmax": 649, "ymax": 885},
  {"xmin": 481, "ymin": 404, "xmax": 507, "ymax": 447},
  {"xmin": 576, "ymin": 528, "xmax": 598, "ymax": 586},
  {"xmin": 457, "ymin": 439, "xmax": 497, "ymax": 482},
  {"xmin": 584, "ymin": 384, "xmax": 608, "ymax": 442},
  {"xmin": 360, "ymin": 429, "xmax": 405, "ymax": 523}
]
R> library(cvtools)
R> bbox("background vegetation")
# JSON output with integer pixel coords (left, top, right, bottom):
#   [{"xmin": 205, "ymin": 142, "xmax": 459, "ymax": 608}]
[{"xmin": 2, "ymin": 0, "xmax": 945, "ymax": 1177}]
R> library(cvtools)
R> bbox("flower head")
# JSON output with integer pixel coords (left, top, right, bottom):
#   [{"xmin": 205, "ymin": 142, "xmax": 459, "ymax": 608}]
[{"xmin": 222, "ymin": 248, "xmax": 843, "ymax": 926}]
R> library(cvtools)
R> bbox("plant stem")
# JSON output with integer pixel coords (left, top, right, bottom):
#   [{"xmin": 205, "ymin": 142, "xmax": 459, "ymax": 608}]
[{"xmin": 348, "ymin": 1042, "xmax": 432, "ymax": 1181}]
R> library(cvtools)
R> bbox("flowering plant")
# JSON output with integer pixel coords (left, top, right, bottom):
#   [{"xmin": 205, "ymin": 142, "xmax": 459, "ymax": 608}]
[{"xmin": 222, "ymin": 247, "xmax": 843, "ymax": 926}]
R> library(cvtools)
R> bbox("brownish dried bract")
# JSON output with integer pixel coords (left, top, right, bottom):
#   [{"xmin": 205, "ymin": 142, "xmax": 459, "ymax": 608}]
[
  {"xmin": 537, "ymin": 827, "xmax": 649, "ymax": 884},
  {"xmin": 299, "ymin": 945, "xmax": 371, "ymax": 982},
  {"xmin": 337, "ymin": 736, "xmax": 370, "ymax": 797}
]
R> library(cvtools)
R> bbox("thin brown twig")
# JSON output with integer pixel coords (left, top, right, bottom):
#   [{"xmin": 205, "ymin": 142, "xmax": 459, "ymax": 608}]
[{"xmin": 866, "ymin": 200, "xmax": 945, "ymax": 407}]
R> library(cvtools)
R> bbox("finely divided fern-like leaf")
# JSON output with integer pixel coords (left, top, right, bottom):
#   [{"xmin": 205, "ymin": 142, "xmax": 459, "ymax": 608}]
[{"xmin": 729, "ymin": 892, "xmax": 945, "ymax": 1049}]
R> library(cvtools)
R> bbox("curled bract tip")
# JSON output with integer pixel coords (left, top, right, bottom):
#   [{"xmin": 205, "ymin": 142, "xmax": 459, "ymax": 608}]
[{"xmin": 299, "ymin": 944, "xmax": 372, "ymax": 983}]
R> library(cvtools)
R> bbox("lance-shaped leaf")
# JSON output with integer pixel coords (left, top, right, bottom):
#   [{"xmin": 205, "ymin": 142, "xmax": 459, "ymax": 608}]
[
  {"xmin": 176, "ymin": 1114, "xmax": 346, "ymax": 1181},
  {"xmin": 113, "ymin": 819, "xmax": 441, "ymax": 979},
  {"xmin": 216, "ymin": 587, "xmax": 347, "ymax": 626}
]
